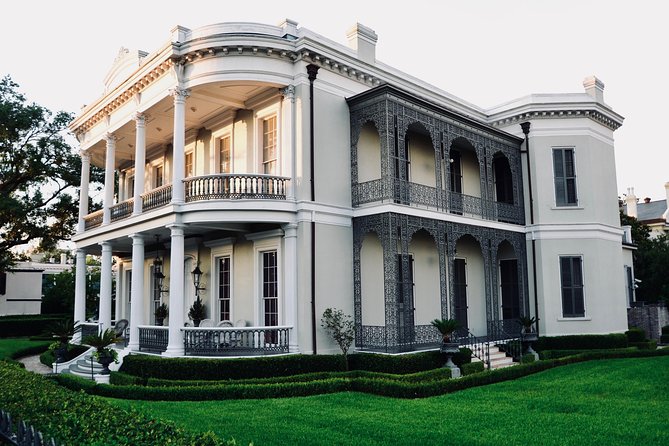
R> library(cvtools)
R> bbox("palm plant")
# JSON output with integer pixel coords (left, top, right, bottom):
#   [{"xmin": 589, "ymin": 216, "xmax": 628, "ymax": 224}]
[
  {"xmin": 517, "ymin": 316, "xmax": 537, "ymax": 333},
  {"xmin": 430, "ymin": 318, "xmax": 460, "ymax": 343},
  {"xmin": 82, "ymin": 328, "xmax": 123, "ymax": 373}
]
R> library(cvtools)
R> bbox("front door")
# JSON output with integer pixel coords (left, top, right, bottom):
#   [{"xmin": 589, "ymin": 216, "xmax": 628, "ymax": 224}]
[
  {"xmin": 453, "ymin": 258, "xmax": 468, "ymax": 331},
  {"xmin": 500, "ymin": 259, "xmax": 520, "ymax": 322},
  {"xmin": 397, "ymin": 254, "xmax": 415, "ymax": 347}
]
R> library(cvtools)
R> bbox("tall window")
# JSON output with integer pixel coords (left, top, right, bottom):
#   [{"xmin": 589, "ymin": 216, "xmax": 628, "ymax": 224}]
[
  {"xmin": 262, "ymin": 116, "xmax": 277, "ymax": 175},
  {"xmin": 560, "ymin": 256, "xmax": 585, "ymax": 317},
  {"xmin": 218, "ymin": 257, "xmax": 231, "ymax": 321},
  {"xmin": 449, "ymin": 150, "xmax": 462, "ymax": 193},
  {"xmin": 625, "ymin": 265, "xmax": 635, "ymax": 306},
  {"xmin": 219, "ymin": 136, "xmax": 231, "ymax": 174},
  {"xmin": 553, "ymin": 148, "xmax": 577, "ymax": 206},
  {"xmin": 154, "ymin": 165, "xmax": 164, "ymax": 188},
  {"xmin": 185, "ymin": 152, "xmax": 194, "ymax": 178},
  {"xmin": 262, "ymin": 250, "xmax": 278, "ymax": 327}
]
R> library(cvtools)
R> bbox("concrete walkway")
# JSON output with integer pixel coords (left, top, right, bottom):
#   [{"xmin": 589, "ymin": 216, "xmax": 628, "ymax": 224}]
[{"xmin": 18, "ymin": 354, "xmax": 52, "ymax": 375}]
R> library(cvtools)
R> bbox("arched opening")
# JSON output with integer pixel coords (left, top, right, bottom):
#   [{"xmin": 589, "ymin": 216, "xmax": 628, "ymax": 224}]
[
  {"xmin": 357, "ymin": 121, "xmax": 381, "ymax": 183},
  {"xmin": 410, "ymin": 230, "xmax": 440, "ymax": 326},
  {"xmin": 361, "ymin": 232, "xmax": 384, "ymax": 326},
  {"xmin": 498, "ymin": 241, "xmax": 520, "ymax": 324},
  {"xmin": 453, "ymin": 235, "xmax": 485, "ymax": 334},
  {"xmin": 405, "ymin": 123, "xmax": 435, "ymax": 188},
  {"xmin": 492, "ymin": 153, "xmax": 513, "ymax": 204},
  {"xmin": 448, "ymin": 137, "xmax": 481, "ymax": 216}
]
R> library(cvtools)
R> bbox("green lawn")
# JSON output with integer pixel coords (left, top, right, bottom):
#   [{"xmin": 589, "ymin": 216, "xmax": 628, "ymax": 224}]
[
  {"xmin": 0, "ymin": 338, "xmax": 51, "ymax": 360},
  {"xmin": 109, "ymin": 356, "xmax": 669, "ymax": 446}
]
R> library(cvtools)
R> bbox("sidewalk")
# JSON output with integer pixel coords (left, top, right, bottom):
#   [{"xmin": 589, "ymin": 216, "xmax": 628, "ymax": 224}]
[{"xmin": 17, "ymin": 354, "xmax": 52, "ymax": 375}]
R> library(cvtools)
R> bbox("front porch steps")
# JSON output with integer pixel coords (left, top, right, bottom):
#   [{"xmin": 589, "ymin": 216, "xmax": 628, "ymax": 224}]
[
  {"xmin": 63, "ymin": 354, "xmax": 104, "ymax": 380},
  {"xmin": 470, "ymin": 344, "xmax": 517, "ymax": 370}
]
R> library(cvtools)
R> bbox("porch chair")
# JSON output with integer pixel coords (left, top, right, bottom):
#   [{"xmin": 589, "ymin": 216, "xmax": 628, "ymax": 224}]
[
  {"xmin": 199, "ymin": 319, "xmax": 214, "ymax": 327},
  {"xmin": 113, "ymin": 319, "xmax": 129, "ymax": 346},
  {"xmin": 216, "ymin": 320, "xmax": 236, "ymax": 348}
]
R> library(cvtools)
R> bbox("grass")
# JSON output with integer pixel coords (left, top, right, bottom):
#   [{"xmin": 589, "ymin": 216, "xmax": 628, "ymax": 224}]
[
  {"xmin": 0, "ymin": 337, "xmax": 51, "ymax": 360},
  {"xmin": 108, "ymin": 356, "xmax": 669, "ymax": 446}
]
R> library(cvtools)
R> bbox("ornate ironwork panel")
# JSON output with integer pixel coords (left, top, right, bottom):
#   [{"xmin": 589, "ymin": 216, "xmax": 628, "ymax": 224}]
[{"xmin": 182, "ymin": 326, "xmax": 290, "ymax": 356}]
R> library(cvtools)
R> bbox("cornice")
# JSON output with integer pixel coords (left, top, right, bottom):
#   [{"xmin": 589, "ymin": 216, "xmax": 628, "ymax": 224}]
[{"xmin": 489, "ymin": 105, "xmax": 623, "ymax": 131}]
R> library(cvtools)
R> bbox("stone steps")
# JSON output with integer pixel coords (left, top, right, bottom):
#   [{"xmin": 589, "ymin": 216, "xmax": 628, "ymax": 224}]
[{"xmin": 470, "ymin": 344, "xmax": 518, "ymax": 370}]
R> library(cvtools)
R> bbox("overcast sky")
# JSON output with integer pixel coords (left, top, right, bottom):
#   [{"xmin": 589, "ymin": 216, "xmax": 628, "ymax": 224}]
[{"xmin": 2, "ymin": 0, "xmax": 667, "ymax": 200}]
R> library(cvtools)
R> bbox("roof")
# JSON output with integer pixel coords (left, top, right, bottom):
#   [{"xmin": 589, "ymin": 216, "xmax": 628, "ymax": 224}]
[{"xmin": 637, "ymin": 200, "xmax": 667, "ymax": 223}]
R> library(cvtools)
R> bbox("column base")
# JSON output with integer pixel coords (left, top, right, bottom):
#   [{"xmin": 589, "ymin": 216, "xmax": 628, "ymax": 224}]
[
  {"xmin": 127, "ymin": 341, "xmax": 140, "ymax": 352},
  {"xmin": 162, "ymin": 346, "xmax": 185, "ymax": 357}
]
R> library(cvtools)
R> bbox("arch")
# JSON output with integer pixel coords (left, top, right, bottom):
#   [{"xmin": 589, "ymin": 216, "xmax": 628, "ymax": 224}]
[
  {"xmin": 453, "ymin": 234, "xmax": 485, "ymax": 334},
  {"xmin": 358, "ymin": 121, "xmax": 382, "ymax": 183},
  {"xmin": 492, "ymin": 152, "xmax": 514, "ymax": 204},
  {"xmin": 405, "ymin": 122, "xmax": 436, "ymax": 188},
  {"xmin": 360, "ymin": 232, "xmax": 385, "ymax": 326},
  {"xmin": 410, "ymin": 230, "xmax": 440, "ymax": 326}
]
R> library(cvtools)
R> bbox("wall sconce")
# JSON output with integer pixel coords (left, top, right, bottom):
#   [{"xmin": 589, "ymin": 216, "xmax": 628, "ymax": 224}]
[
  {"xmin": 192, "ymin": 264, "xmax": 205, "ymax": 297},
  {"xmin": 153, "ymin": 235, "xmax": 168, "ymax": 295}
]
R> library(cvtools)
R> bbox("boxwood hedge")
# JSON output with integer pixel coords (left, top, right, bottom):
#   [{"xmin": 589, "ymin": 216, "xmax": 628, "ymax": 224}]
[
  {"xmin": 0, "ymin": 361, "xmax": 233, "ymax": 445},
  {"xmin": 0, "ymin": 315, "xmax": 68, "ymax": 338},
  {"xmin": 534, "ymin": 333, "xmax": 628, "ymax": 351}
]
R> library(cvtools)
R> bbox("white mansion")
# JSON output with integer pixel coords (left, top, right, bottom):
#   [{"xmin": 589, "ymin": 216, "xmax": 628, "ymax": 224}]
[{"xmin": 70, "ymin": 20, "xmax": 630, "ymax": 356}]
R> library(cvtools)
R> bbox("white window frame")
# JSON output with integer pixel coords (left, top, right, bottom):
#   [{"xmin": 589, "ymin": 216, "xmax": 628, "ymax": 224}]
[
  {"xmin": 210, "ymin": 244, "xmax": 234, "ymax": 323},
  {"xmin": 255, "ymin": 103, "xmax": 281, "ymax": 176},
  {"xmin": 185, "ymin": 150, "xmax": 194, "ymax": 178},
  {"xmin": 150, "ymin": 159, "xmax": 165, "ymax": 189},
  {"xmin": 558, "ymin": 255, "xmax": 586, "ymax": 318},
  {"xmin": 217, "ymin": 133, "xmax": 233, "ymax": 174},
  {"xmin": 552, "ymin": 146, "xmax": 578, "ymax": 207},
  {"xmin": 249, "ymin": 230, "xmax": 283, "ymax": 326}
]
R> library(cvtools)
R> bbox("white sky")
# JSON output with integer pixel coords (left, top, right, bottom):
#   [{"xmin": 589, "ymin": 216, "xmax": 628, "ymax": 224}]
[{"xmin": 2, "ymin": 0, "xmax": 667, "ymax": 200}]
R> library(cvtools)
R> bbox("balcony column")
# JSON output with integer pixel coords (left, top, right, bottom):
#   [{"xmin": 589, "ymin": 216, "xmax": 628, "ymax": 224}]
[
  {"xmin": 281, "ymin": 85, "xmax": 296, "ymax": 200},
  {"xmin": 169, "ymin": 88, "xmax": 190, "ymax": 205},
  {"xmin": 132, "ymin": 113, "xmax": 146, "ymax": 215},
  {"xmin": 102, "ymin": 133, "xmax": 117, "ymax": 225},
  {"xmin": 128, "ymin": 234, "xmax": 145, "ymax": 351},
  {"xmin": 73, "ymin": 249, "xmax": 87, "ymax": 343},
  {"xmin": 119, "ymin": 171, "xmax": 126, "ymax": 202},
  {"xmin": 77, "ymin": 151, "xmax": 90, "ymax": 233},
  {"xmin": 98, "ymin": 242, "xmax": 113, "ymax": 331},
  {"xmin": 115, "ymin": 263, "xmax": 123, "ymax": 322},
  {"xmin": 164, "ymin": 224, "xmax": 186, "ymax": 357},
  {"xmin": 282, "ymin": 223, "xmax": 299, "ymax": 352}
]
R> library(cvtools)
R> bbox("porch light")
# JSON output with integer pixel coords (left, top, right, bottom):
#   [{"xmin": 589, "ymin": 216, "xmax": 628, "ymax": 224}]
[
  {"xmin": 153, "ymin": 235, "xmax": 168, "ymax": 294},
  {"xmin": 192, "ymin": 264, "xmax": 205, "ymax": 296}
]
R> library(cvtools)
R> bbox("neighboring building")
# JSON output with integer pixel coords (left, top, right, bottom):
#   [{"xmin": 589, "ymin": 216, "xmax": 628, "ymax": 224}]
[
  {"xmin": 623, "ymin": 185, "xmax": 669, "ymax": 238},
  {"xmin": 0, "ymin": 255, "xmax": 73, "ymax": 316},
  {"xmin": 69, "ymin": 20, "xmax": 629, "ymax": 357}
]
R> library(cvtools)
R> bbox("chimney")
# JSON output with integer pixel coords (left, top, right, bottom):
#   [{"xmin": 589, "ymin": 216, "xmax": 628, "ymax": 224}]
[
  {"xmin": 625, "ymin": 187, "xmax": 637, "ymax": 218},
  {"xmin": 583, "ymin": 76, "xmax": 605, "ymax": 103},
  {"xmin": 644, "ymin": 197, "xmax": 651, "ymax": 204},
  {"xmin": 665, "ymin": 182, "xmax": 669, "ymax": 223},
  {"xmin": 60, "ymin": 253, "xmax": 67, "ymax": 265},
  {"xmin": 346, "ymin": 23, "xmax": 378, "ymax": 64},
  {"xmin": 279, "ymin": 19, "xmax": 299, "ymax": 40}
]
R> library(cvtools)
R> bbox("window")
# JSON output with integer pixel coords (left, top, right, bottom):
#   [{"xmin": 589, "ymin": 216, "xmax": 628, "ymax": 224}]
[
  {"xmin": 560, "ymin": 256, "xmax": 585, "ymax": 317},
  {"xmin": 219, "ymin": 136, "xmax": 231, "ymax": 174},
  {"xmin": 449, "ymin": 150, "xmax": 462, "ymax": 193},
  {"xmin": 127, "ymin": 175, "xmax": 135, "ymax": 198},
  {"xmin": 218, "ymin": 257, "xmax": 231, "ymax": 321},
  {"xmin": 262, "ymin": 116, "xmax": 277, "ymax": 175},
  {"xmin": 151, "ymin": 264, "xmax": 163, "ymax": 324},
  {"xmin": 185, "ymin": 152, "xmax": 194, "ymax": 178},
  {"xmin": 625, "ymin": 265, "xmax": 635, "ymax": 306},
  {"xmin": 262, "ymin": 250, "xmax": 278, "ymax": 327},
  {"xmin": 553, "ymin": 148, "xmax": 577, "ymax": 206},
  {"xmin": 154, "ymin": 165, "xmax": 164, "ymax": 188}
]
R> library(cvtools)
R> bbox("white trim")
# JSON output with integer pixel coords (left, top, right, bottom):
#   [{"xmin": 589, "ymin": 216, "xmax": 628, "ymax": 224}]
[
  {"xmin": 245, "ymin": 229, "xmax": 284, "ymax": 242},
  {"xmin": 255, "ymin": 101, "xmax": 281, "ymax": 175},
  {"xmin": 210, "ymin": 243, "xmax": 234, "ymax": 323},
  {"xmin": 252, "ymin": 237, "xmax": 282, "ymax": 326},
  {"xmin": 526, "ymin": 223, "xmax": 623, "ymax": 243}
]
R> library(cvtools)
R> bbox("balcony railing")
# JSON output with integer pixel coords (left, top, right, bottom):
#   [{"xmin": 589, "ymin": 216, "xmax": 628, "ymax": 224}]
[
  {"xmin": 138, "ymin": 325, "xmax": 168, "ymax": 353},
  {"xmin": 142, "ymin": 184, "xmax": 173, "ymax": 211},
  {"xmin": 183, "ymin": 325, "xmax": 291, "ymax": 356},
  {"xmin": 83, "ymin": 210, "xmax": 103, "ymax": 230},
  {"xmin": 184, "ymin": 174, "xmax": 289, "ymax": 202},
  {"xmin": 110, "ymin": 198, "xmax": 134, "ymax": 222},
  {"xmin": 352, "ymin": 178, "xmax": 524, "ymax": 225}
]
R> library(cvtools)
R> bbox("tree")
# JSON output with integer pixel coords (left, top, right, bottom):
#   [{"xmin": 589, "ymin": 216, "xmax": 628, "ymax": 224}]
[
  {"xmin": 321, "ymin": 308, "xmax": 355, "ymax": 369},
  {"xmin": 41, "ymin": 264, "xmax": 102, "ymax": 317},
  {"xmin": 0, "ymin": 76, "xmax": 102, "ymax": 273}
]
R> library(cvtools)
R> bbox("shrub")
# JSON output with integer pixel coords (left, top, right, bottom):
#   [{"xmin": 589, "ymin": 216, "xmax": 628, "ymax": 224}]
[
  {"xmin": 39, "ymin": 344, "xmax": 89, "ymax": 367},
  {"xmin": 0, "ymin": 315, "xmax": 68, "ymax": 338},
  {"xmin": 628, "ymin": 340, "xmax": 657, "ymax": 350},
  {"xmin": 321, "ymin": 308, "xmax": 355, "ymax": 365},
  {"xmin": 348, "ymin": 349, "xmax": 471, "ymax": 374},
  {"xmin": 521, "ymin": 354, "xmax": 536, "ymax": 363},
  {"xmin": 534, "ymin": 333, "xmax": 628, "ymax": 351},
  {"xmin": 461, "ymin": 361, "xmax": 485, "ymax": 375},
  {"xmin": 0, "ymin": 361, "xmax": 230, "ymax": 445},
  {"xmin": 625, "ymin": 328, "xmax": 647, "ymax": 343}
]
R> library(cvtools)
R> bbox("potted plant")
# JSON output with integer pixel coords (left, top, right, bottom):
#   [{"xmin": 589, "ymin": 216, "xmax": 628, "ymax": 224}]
[
  {"xmin": 517, "ymin": 316, "xmax": 538, "ymax": 342},
  {"xmin": 154, "ymin": 303, "xmax": 168, "ymax": 326},
  {"xmin": 82, "ymin": 328, "xmax": 123, "ymax": 375},
  {"xmin": 188, "ymin": 297, "xmax": 206, "ymax": 327},
  {"xmin": 431, "ymin": 318, "xmax": 461, "ymax": 353},
  {"xmin": 47, "ymin": 319, "xmax": 80, "ymax": 363}
]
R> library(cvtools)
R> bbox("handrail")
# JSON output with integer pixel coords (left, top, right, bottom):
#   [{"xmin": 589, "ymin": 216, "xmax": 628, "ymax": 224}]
[
  {"xmin": 488, "ymin": 320, "xmax": 523, "ymax": 362},
  {"xmin": 454, "ymin": 328, "xmax": 491, "ymax": 369},
  {"xmin": 110, "ymin": 198, "xmax": 134, "ymax": 222},
  {"xmin": 184, "ymin": 173, "xmax": 289, "ymax": 201}
]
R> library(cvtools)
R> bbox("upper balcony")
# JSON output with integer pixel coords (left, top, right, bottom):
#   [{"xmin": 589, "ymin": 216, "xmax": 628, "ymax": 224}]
[{"xmin": 84, "ymin": 173, "xmax": 289, "ymax": 230}]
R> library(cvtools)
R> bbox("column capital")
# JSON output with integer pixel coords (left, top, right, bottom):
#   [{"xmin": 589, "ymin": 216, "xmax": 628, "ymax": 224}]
[
  {"xmin": 169, "ymin": 87, "xmax": 191, "ymax": 102},
  {"xmin": 133, "ymin": 112, "xmax": 146, "ymax": 126},
  {"xmin": 79, "ymin": 150, "xmax": 91, "ymax": 162},
  {"xmin": 99, "ymin": 241, "xmax": 112, "ymax": 251},
  {"xmin": 104, "ymin": 133, "xmax": 118, "ymax": 144},
  {"xmin": 281, "ymin": 85, "xmax": 296, "ymax": 102},
  {"xmin": 167, "ymin": 223, "xmax": 187, "ymax": 236},
  {"xmin": 282, "ymin": 223, "xmax": 298, "ymax": 238},
  {"xmin": 128, "ymin": 233, "xmax": 146, "ymax": 242}
]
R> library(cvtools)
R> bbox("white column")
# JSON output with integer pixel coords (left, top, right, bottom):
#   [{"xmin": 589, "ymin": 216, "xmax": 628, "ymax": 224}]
[
  {"xmin": 115, "ymin": 263, "xmax": 123, "ymax": 322},
  {"xmin": 73, "ymin": 249, "xmax": 87, "ymax": 343},
  {"xmin": 283, "ymin": 223, "xmax": 299, "ymax": 352},
  {"xmin": 169, "ymin": 88, "xmax": 190, "ymax": 205},
  {"xmin": 98, "ymin": 242, "xmax": 113, "ymax": 331},
  {"xmin": 102, "ymin": 133, "xmax": 117, "ymax": 225},
  {"xmin": 133, "ymin": 113, "xmax": 146, "ymax": 215},
  {"xmin": 77, "ymin": 152, "xmax": 90, "ymax": 233},
  {"xmin": 164, "ymin": 224, "xmax": 186, "ymax": 356},
  {"xmin": 128, "ymin": 234, "xmax": 145, "ymax": 351},
  {"xmin": 281, "ymin": 85, "xmax": 296, "ymax": 200}
]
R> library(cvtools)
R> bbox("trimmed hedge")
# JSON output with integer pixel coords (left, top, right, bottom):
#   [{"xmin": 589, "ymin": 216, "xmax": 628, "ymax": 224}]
[
  {"xmin": 0, "ymin": 361, "xmax": 232, "ymax": 445},
  {"xmin": 535, "ymin": 333, "xmax": 628, "ymax": 351},
  {"xmin": 0, "ymin": 315, "xmax": 69, "ymax": 338},
  {"xmin": 348, "ymin": 348, "xmax": 471, "ymax": 374},
  {"xmin": 39, "ymin": 344, "xmax": 89, "ymax": 367},
  {"xmin": 120, "ymin": 353, "xmax": 347, "ymax": 380},
  {"xmin": 540, "ymin": 347, "xmax": 637, "ymax": 360},
  {"xmin": 461, "ymin": 361, "xmax": 485, "ymax": 375},
  {"xmin": 625, "ymin": 328, "xmax": 646, "ymax": 343},
  {"xmin": 53, "ymin": 349, "xmax": 669, "ymax": 401},
  {"xmin": 629, "ymin": 340, "xmax": 657, "ymax": 350}
]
